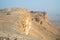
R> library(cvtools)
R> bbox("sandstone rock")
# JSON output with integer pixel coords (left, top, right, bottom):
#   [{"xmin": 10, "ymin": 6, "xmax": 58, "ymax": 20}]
[
  {"xmin": 30, "ymin": 11, "xmax": 60, "ymax": 40},
  {"xmin": 0, "ymin": 8, "xmax": 60, "ymax": 40}
]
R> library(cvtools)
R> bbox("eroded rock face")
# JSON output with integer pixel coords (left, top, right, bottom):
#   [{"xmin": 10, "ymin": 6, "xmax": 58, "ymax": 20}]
[
  {"xmin": 0, "ymin": 8, "xmax": 33, "ymax": 40},
  {"xmin": 0, "ymin": 8, "xmax": 60, "ymax": 40},
  {"xmin": 30, "ymin": 11, "xmax": 60, "ymax": 40},
  {"xmin": 0, "ymin": 8, "xmax": 33, "ymax": 34}
]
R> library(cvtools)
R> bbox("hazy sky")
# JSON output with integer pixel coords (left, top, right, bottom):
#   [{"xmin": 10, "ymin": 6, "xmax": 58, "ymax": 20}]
[{"xmin": 0, "ymin": 0, "xmax": 60, "ymax": 17}]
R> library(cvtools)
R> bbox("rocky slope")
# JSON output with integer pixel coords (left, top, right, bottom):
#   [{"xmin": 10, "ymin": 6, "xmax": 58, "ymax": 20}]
[
  {"xmin": 30, "ymin": 11, "xmax": 60, "ymax": 40},
  {"xmin": 0, "ymin": 8, "xmax": 60, "ymax": 40}
]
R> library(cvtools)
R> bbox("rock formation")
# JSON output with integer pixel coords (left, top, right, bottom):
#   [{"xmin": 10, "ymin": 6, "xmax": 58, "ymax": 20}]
[
  {"xmin": 30, "ymin": 11, "xmax": 60, "ymax": 40},
  {"xmin": 0, "ymin": 8, "xmax": 60, "ymax": 40}
]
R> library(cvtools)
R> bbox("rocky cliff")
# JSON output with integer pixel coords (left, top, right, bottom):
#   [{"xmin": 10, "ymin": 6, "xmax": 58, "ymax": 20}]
[{"xmin": 0, "ymin": 8, "xmax": 60, "ymax": 40}]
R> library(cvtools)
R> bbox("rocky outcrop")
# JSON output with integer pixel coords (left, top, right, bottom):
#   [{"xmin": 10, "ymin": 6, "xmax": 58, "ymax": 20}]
[
  {"xmin": 0, "ymin": 8, "xmax": 60, "ymax": 40},
  {"xmin": 30, "ymin": 11, "xmax": 60, "ymax": 40}
]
